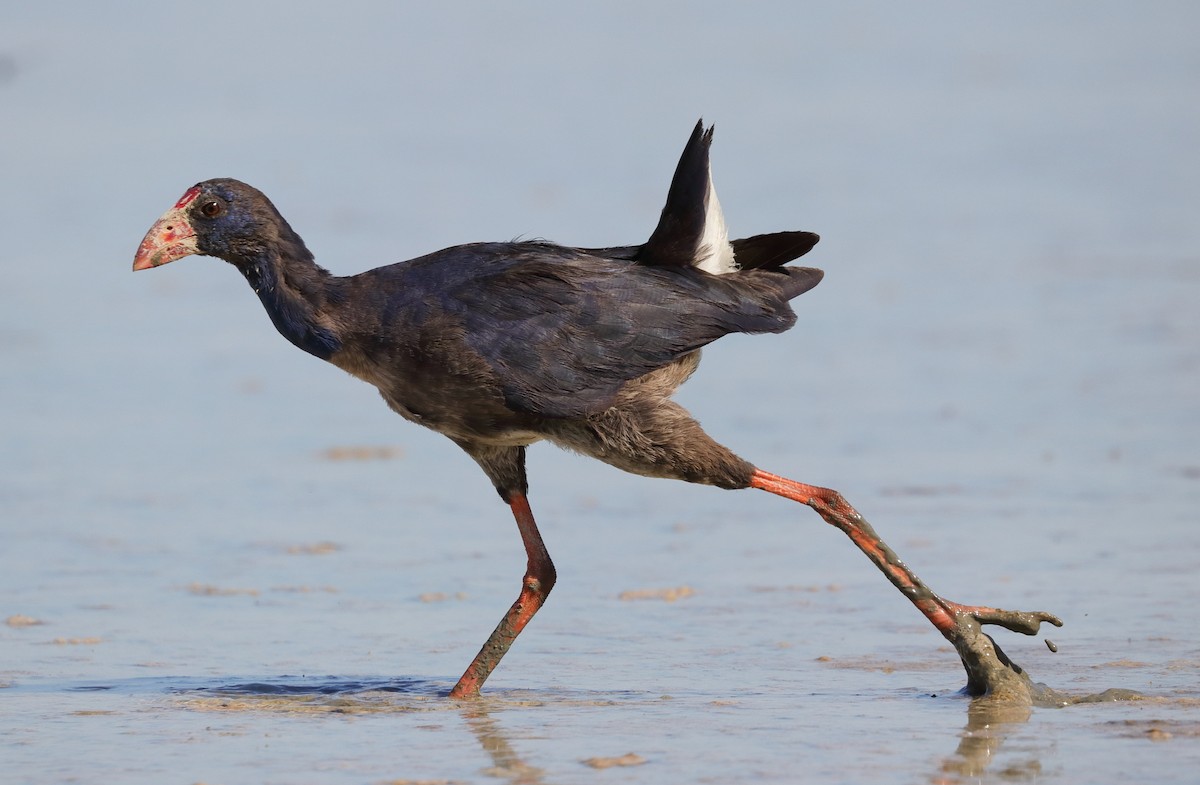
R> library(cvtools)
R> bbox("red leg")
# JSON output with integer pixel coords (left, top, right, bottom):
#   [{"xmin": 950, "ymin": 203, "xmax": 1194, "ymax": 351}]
[
  {"xmin": 450, "ymin": 494, "xmax": 556, "ymax": 699},
  {"xmin": 749, "ymin": 470, "xmax": 1061, "ymax": 642}
]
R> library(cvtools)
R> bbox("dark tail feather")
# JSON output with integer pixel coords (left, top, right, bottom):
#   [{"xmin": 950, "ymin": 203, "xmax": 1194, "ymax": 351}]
[
  {"xmin": 778, "ymin": 266, "xmax": 824, "ymax": 300},
  {"xmin": 734, "ymin": 231, "xmax": 823, "ymax": 302},
  {"xmin": 597, "ymin": 233, "xmax": 822, "ymax": 273},
  {"xmin": 732, "ymin": 231, "xmax": 820, "ymax": 269},
  {"xmin": 639, "ymin": 119, "xmax": 714, "ymax": 268}
]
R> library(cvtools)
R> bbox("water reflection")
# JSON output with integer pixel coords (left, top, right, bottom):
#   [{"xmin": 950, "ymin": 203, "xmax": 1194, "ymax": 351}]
[
  {"xmin": 26, "ymin": 673, "xmax": 1148, "ymax": 784},
  {"xmin": 935, "ymin": 697, "xmax": 1035, "ymax": 783},
  {"xmin": 172, "ymin": 677, "xmax": 549, "ymax": 782},
  {"xmin": 933, "ymin": 685, "xmax": 1144, "ymax": 783},
  {"xmin": 460, "ymin": 707, "xmax": 546, "ymax": 785},
  {"xmin": 172, "ymin": 676, "xmax": 1051, "ymax": 784}
]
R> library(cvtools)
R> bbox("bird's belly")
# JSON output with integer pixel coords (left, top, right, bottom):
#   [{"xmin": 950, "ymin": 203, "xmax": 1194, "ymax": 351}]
[
  {"xmin": 331, "ymin": 346, "xmax": 544, "ymax": 448},
  {"xmin": 383, "ymin": 391, "xmax": 544, "ymax": 446},
  {"xmin": 385, "ymin": 394, "xmax": 545, "ymax": 448}
]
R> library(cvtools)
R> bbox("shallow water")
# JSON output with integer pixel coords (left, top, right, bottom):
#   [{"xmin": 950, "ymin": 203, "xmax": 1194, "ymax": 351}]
[{"xmin": 3, "ymin": 3, "xmax": 1199, "ymax": 783}]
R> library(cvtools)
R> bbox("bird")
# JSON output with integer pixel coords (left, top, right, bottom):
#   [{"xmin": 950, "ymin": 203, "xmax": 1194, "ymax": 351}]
[{"xmin": 134, "ymin": 120, "xmax": 1002, "ymax": 699}]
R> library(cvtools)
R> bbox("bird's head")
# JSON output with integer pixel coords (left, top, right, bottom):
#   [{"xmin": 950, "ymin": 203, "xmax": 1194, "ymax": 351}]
[{"xmin": 132, "ymin": 178, "xmax": 282, "ymax": 271}]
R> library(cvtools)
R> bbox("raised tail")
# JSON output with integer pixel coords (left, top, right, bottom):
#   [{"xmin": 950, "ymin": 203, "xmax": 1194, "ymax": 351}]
[
  {"xmin": 638, "ymin": 120, "xmax": 821, "ymax": 283},
  {"xmin": 639, "ymin": 120, "xmax": 735, "ymax": 273}
]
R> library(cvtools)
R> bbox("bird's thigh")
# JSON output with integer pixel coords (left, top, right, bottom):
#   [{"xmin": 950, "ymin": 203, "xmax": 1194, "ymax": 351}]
[{"xmin": 544, "ymin": 402, "xmax": 753, "ymax": 489}]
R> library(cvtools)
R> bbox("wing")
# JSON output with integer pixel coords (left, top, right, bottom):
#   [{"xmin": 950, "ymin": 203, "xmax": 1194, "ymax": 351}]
[{"xmin": 442, "ymin": 245, "xmax": 819, "ymax": 418}]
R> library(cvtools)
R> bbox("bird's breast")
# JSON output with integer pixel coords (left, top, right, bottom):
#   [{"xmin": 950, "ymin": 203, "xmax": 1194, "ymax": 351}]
[{"xmin": 328, "ymin": 342, "xmax": 544, "ymax": 448}]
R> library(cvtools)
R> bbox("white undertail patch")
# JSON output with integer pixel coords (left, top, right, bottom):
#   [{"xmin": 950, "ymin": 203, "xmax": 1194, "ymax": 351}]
[{"xmin": 693, "ymin": 169, "xmax": 737, "ymax": 274}]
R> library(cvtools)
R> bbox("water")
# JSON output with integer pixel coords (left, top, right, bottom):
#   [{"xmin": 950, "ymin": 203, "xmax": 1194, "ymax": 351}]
[{"xmin": 3, "ymin": 3, "xmax": 1199, "ymax": 782}]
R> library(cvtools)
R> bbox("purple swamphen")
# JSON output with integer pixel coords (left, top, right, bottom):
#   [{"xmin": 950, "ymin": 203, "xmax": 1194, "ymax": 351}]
[{"xmin": 134, "ymin": 120, "xmax": 1037, "ymax": 698}]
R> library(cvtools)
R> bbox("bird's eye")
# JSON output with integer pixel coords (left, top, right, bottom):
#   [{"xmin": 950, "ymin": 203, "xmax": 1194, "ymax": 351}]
[{"xmin": 200, "ymin": 200, "xmax": 223, "ymax": 218}]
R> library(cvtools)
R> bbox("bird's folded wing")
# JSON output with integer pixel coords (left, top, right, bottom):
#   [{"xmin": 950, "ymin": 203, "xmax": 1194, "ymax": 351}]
[{"xmin": 447, "ymin": 257, "xmax": 811, "ymax": 418}]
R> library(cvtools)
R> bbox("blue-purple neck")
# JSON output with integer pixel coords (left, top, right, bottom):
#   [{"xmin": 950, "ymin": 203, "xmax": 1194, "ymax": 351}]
[{"xmin": 238, "ymin": 243, "xmax": 342, "ymax": 361}]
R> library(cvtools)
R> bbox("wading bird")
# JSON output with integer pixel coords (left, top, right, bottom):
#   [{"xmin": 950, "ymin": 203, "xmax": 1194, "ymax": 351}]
[{"xmin": 134, "ymin": 121, "xmax": 1056, "ymax": 698}]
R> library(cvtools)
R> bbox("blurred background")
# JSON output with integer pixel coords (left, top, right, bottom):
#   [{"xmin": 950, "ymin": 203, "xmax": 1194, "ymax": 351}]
[{"xmin": 2, "ymin": 3, "xmax": 1198, "ymax": 783}]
